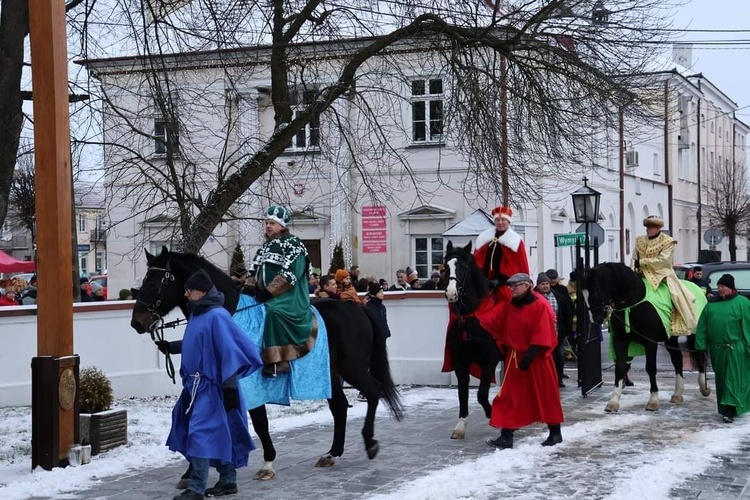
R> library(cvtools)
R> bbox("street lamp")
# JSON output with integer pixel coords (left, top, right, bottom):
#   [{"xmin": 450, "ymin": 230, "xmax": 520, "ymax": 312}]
[{"xmin": 571, "ymin": 177, "xmax": 602, "ymax": 397}]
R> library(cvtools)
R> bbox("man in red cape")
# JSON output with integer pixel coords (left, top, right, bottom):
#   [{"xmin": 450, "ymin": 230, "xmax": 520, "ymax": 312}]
[
  {"xmin": 486, "ymin": 272, "xmax": 564, "ymax": 449},
  {"xmin": 472, "ymin": 206, "xmax": 530, "ymax": 339}
]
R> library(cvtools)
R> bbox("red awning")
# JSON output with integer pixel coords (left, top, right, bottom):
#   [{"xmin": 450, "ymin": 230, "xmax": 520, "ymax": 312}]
[{"xmin": 0, "ymin": 250, "xmax": 35, "ymax": 273}]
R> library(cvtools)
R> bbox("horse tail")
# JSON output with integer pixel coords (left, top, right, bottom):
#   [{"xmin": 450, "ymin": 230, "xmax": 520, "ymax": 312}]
[{"xmin": 361, "ymin": 306, "xmax": 404, "ymax": 421}]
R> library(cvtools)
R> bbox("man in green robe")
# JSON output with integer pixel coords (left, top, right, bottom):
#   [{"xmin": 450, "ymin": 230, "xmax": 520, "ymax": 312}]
[
  {"xmin": 695, "ymin": 273, "xmax": 750, "ymax": 423},
  {"xmin": 250, "ymin": 205, "xmax": 316, "ymax": 377}
]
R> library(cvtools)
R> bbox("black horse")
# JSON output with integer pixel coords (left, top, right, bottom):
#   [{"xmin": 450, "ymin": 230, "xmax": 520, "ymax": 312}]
[
  {"xmin": 130, "ymin": 247, "xmax": 403, "ymax": 481},
  {"xmin": 585, "ymin": 262, "xmax": 710, "ymax": 413},
  {"xmin": 442, "ymin": 241, "xmax": 502, "ymax": 439}
]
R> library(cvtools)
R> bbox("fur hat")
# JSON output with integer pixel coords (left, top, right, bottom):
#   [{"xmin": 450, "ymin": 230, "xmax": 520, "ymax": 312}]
[
  {"xmin": 717, "ymin": 273, "xmax": 736, "ymax": 290},
  {"xmin": 334, "ymin": 269, "xmax": 350, "ymax": 282},
  {"xmin": 368, "ymin": 282, "xmax": 383, "ymax": 296},
  {"xmin": 536, "ymin": 272, "xmax": 551, "ymax": 285},
  {"xmin": 266, "ymin": 205, "xmax": 292, "ymax": 228},
  {"xmin": 545, "ymin": 268, "xmax": 559, "ymax": 280},
  {"xmin": 491, "ymin": 206, "xmax": 513, "ymax": 223},
  {"xmin": 643, "ymin": 215, "xmax": 664, "ymax": 228},
  {"xmin": 507, "ymin": 273, "xmax": 532, "ymax": 285},
  {"xmin": 185, "ymin": 269, "xmax": 213, "ymax": 292}
]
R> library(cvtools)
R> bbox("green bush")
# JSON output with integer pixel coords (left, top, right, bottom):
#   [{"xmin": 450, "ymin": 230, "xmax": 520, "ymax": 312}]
[
  {"xmin": 79, "ymin": 367, "xmax": 113, "ymax": 414},
  {"xmin": 328, "ymin": 241, "xmax": 346, "ymax": 275}
]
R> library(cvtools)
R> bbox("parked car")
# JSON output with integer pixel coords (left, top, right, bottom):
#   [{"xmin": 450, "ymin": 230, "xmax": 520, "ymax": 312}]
[
  {"xmin": 11, "ymin": 272, "xmax": 36, "ymax": 283},
  {"xmin": 677, "ymin": 262, "xmax": 750, "ymax": 299},
  {"xmin": 89, "ymin": 274, "xmax": 108, "ymax": 300}
]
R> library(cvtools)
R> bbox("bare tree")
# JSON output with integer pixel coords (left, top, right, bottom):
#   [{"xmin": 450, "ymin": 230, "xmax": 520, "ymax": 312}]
[
  {"xmin": 703, "ymin": 155, "xmax": 750, "ymax": 261},
  {"xmin": 78, "ymin": 0, "xmax": 675, "ymax": 254},
  {"xmin": 8, "ymin": 149, "xmax": 36, "ymax": 255}
]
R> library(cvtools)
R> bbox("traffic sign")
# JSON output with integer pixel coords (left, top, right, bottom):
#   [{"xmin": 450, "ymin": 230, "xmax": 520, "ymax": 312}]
[
  {"xmin": 554, "ymin": 233, "xmax": 586, "ymax": 247},
  {"xmin": 575, "ymin": 222, "xmax": 606, "ymax": 248},
  {"xmin": 703, "ymin": 228, "xmax": 724, "ymax": 247}
]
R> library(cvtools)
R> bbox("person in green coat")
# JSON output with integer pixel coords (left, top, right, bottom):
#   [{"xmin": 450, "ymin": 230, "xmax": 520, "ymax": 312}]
[
  {"xmin": 695, "ymin": 273, "xmax": 750, "ymax": 423},
  {"xmin": 249, "ymin": 205, "xmax": 316, "ymax": 377}
]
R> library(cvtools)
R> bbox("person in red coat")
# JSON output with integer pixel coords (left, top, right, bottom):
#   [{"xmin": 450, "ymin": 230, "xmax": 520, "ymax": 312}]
[
  {"xmin": 486, "ymin": 272, "xmax": 564, "ymax": 450},
  {"xmin": 471, "ymin": 206, "xmax": 530, "ymax": 339}
]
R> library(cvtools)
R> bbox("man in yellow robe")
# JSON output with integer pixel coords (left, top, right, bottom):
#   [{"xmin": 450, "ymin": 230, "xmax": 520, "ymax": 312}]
[{"xmin": 631, "ymin": 215, "xmax": 697, "ymax": 334}]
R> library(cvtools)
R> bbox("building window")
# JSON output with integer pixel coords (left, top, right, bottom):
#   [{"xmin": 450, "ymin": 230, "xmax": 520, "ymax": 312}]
[
  {"xmin": 154, "ymin": 119, "xmax": 179, "ymax": 155},
  {"xmin": 78, "ymin": 213, "xmax": 87, "ymax": 233},
  {"xmin": 414, "ymin": 236, "xmax": 444, "ymax": 278},
  {"xmin": 95, "ymin": 252, "xmax": 105, "ymax": 274},
  {"xmin": 701, "ymin": 113, "xmax": 705, "ymax": 127},
  {"xmin": 286, "ymin": 86, "xmax": 320, "ymax": 151},
  {"xmin": 719, "ymin": 126, "xmax": 722, "ymax": 138},
  {"xmin": 79, "ymin": 252, "xmax": 88, "ymax": 276},
  {"xmin": 710, "ymin": 122, "xmax": 714, "ymax": 133},
  {"xmin": 652, "ymin": 152, "xmax": 659, "ymax": 176},
  {"xmin": 149, "ymin": 241, "xmax": 171, "ymax": 257},
  {"xmin": 411, "ymin": 78, "xmax": 444, "ymax": 143}
]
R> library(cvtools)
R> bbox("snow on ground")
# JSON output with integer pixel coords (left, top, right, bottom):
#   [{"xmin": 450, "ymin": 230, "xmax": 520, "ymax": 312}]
[{"xmin": 0, "ymin": 384, "xmax": 748, "ymax": 500}]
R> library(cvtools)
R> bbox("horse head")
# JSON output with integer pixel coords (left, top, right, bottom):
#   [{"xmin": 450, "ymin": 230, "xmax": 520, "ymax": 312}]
[
  {"xmin": 585, "ymin": 262, "xmax": 642, "ymax": 325},
  {"xmin": 130, "ymin": 246, "xmax": 240, "ymax": 334},
  {"xmin": 443, "ymin": 240, "xmax": 489, "ymax": 315}
]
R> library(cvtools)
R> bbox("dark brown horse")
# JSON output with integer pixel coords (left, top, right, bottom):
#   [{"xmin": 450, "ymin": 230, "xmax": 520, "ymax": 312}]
[
  {"xmin": 585, "ymin": 262, "xmax": 710, "ymax": 413},
  {"xmin": 130, "ymin": 247, "xmax": 403, "ymax": 481},
  {"xmin": 442, "ymin": 241, "xmax": 502, "ymax": 439}
]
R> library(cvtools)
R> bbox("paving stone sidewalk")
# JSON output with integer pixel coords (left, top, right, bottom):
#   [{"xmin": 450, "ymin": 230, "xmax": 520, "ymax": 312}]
[{"xmin": 30, "ymin": 351, "xmax": 750, "ymax": 500}]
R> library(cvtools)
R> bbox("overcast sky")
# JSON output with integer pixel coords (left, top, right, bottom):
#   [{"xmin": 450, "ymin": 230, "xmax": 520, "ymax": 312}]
[{"xmin": 672, "ymin": 0, "xmax": 750, "ymax": 121}]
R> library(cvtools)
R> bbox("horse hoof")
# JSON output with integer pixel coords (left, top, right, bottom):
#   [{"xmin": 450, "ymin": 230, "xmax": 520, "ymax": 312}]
[
  {"xmin": 176, "ymin": 478, "xmax": 188, "ymax": 490},
  {"xmin": 670, "ymin": 395, "xmax": 684, "ymax": 404},
  {"xmin": 605, "ymin": 403, "xmax": 620, "ymax": 413},
  {"xmin": 315, "ymin": 454, "xmax": 336, "ymax": 467},
  {"xmin": 645, "ymin": 403, "xmax": 660, "ymax": 411},
  {"xmin": 451, "ymin": 430, "xmax": 465, "ymax": 439},
  {"xmin": 700, "ymin": 386, "xmax": 712, "ymax": 397},
  {"xmin": 253, "ymin": 469, "xmax": 276, "ymax": 481},
  {"xmin": 366, "ymin": 440, "xmax": 380, "ymax": 460}
]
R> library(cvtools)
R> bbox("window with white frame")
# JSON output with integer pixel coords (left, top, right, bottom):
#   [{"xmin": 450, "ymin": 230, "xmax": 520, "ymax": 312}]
[
  {"xmin": 78, "ymin": 213, "xmax": 87, "ymax": 233},
  {"xmin": 414, "ymin": 236, "xmax": 444, "ymax": 278},
  {"xmin": 286, "ymin": 85, "xmax": 320, "ymax": 151},
  {"xmin": 95, "ymin": 252, "xmax": 105, "ymax": 274},
  {"xmin": 652, "ymin": 152, "xmax": 659, "ymax": 176},
  {"xmin": 153, "ymin": 91, "xmax": 180, "ymax": 155},
  {"xmin": 411, "ymin": 78, "xmax": 444, "ymax": 143},
  {"xmin": 79, "ymin": 252, "xmax": 88, "ymax": 276}
]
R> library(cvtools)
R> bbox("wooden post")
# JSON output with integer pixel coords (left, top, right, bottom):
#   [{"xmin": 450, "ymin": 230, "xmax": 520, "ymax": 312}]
[{"xmin": 28, "ymin": 0, "xmax": 75, "ymax": 468}]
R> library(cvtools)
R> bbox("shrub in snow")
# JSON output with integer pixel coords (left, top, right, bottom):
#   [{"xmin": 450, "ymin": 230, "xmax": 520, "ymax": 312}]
[{"xmin": 79, "ymin": 367, "xmax": 113, "ymax": 414}]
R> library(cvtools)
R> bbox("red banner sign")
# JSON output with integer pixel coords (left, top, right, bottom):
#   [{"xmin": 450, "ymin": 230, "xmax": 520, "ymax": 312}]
[
  {"xmin": 361, "ymin": 205, "xmax": 387, "ymax": 253},
  {"xmin": 363, "ymin": 242, "xmax": 387, "ymax": 253}
]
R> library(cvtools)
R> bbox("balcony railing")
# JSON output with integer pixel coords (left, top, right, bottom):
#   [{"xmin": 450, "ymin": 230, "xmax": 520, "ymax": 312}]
[{"xmin": 90, "ymin": 229, "xmax": 107, "ymax": 243}]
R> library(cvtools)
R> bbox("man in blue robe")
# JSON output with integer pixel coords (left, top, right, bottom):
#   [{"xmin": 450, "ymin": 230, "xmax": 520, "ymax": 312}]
[{"xmin": 162, "ymin": 269, "xmax": 262, "ymax": 500}]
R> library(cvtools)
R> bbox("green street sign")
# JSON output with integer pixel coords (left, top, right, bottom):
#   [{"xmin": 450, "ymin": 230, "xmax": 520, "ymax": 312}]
[{"xmin": 555, "ymin": 232, "xmax": 586, "ymax": 247}]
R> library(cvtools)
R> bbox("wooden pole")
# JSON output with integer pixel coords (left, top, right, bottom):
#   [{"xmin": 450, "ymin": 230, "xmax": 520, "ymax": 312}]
[{"xmin": 28, "ymin": 0, "xmax": 75, "ymax": 465}]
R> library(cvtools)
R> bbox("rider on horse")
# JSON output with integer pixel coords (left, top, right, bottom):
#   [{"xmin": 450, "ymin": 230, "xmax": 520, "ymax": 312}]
[
  {"xmin": 249, "ymin": 205, "xmax": 317, "ymax": 377},
  {"xmin": 472, "ymin": 205, "xmax": 530, "ymax": 337},
  {"xmin": 631, "ymin": 215, "xmax": 697, "ymax": 335}
]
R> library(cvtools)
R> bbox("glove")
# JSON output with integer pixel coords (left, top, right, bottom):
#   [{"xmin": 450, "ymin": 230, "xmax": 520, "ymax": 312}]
[
  {"xmin": 240, "ymin": 284, "xmax": 257, "ymax": 297},
  {"xmin": 255, "ymin": 287, "xmax": 274, "ymax": 303},
  {"xmin": 223, "ymin": 388, "xmax": 240, "ymax": 411},
  {"xmin": 155, "ymin": 340, "xmax": 170, "ymax": 355},
  {"xmin": 519, "ymin": 345, "xmax": 542, "ymax": 371}
]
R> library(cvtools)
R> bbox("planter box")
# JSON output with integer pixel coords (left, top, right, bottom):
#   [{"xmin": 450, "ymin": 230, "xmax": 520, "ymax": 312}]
[{"xmin": 80, "ymin": 409, "xmax": 128, "ymax": 455}]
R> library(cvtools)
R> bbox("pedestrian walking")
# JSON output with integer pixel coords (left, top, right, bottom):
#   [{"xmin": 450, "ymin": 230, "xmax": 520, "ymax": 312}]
[
  {"xmin": 486, "ymin": 273, "xmax": 564, "ymax": 449},
  {"xmin": 695, "ymin": 273, "xmax": 750, "ymax": 423}
]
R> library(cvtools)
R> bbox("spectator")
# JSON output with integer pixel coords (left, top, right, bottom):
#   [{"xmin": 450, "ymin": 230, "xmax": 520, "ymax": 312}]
[
  {"xmin": 350, "ymin": 265, "xmax": 361, "ymax": 284},
  {"xmin": 19, "ymin": 275, "xmax": 38, "ymax": 305},
  {"xmin": 161, "ymin": 269, "xmax": 263, "ymax": 499},
  {"xmin": 405, "ymin": 267, "xmax": 420, "ymax": 289},
  {"xmin": 534, "ymin": 273, "xmax": 573, "ymax": 387},
  {"xmin": 354, "ymin": 277, "xmax": 370, "ymax": 293},
  {"xmin": 80, "ymin": 277, "xmax": 92, "ymax": 302},
  {"xmin": 91, "ymin": 281, "xmax": 106, "ymax": 301},
  {"xmin": 0, "ymin": 289, "xmax": 19, "ymax": 307},
  {"xmin": 335, "ymin": 269, "xmax": 361, "ymax": 304},
  {"xmin": 365, "ymin": 282, "xmax": 391, "ymax": 340},
  {"xmin": 316, "ymin": 275, "xmax": 340, "ymax": 299},
  {"xmin": 486, "ymin": 273, "xmax": 564, "ymax": 449},
  {"xmin": 695, "ymin": 273, "xmax": 750, "ymax": 424},
  {"xmin": 308, "ymin": 273, "xmax": 320, "ymax": 294},
  {"xmin": 118, "ymin": 288, "xmax": 133, "ymax": 300},
  {"xmin": 388, "ymin": 269, "xmax": 409, "ymax": 291},
  {"xmin": 379, "ymin": 278, "xmax": 389, "ymax": 290},
  {"xmin": 421, "ymin": 270, "xmax": 445, "ymax": 291}
]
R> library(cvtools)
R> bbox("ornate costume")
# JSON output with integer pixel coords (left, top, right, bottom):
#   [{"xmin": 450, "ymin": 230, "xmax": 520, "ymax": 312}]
[{"xmin": 631, "ymin": 218, "xmax": 697, "ymax": 334}]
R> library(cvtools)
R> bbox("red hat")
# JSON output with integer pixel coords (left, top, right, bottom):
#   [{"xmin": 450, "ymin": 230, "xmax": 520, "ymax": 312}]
[{"xmin": 491, "ymin": 206, "xmax": 513, "ymax": 223}]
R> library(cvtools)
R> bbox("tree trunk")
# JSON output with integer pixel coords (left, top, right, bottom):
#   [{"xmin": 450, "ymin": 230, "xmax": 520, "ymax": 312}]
[
  {"xmin": 728, "ymin": 225, "xmax": 737, "ymax": 262},
  {"xmin": 0, "ymin": 0, "xmax": 30, "ymax": 229}
]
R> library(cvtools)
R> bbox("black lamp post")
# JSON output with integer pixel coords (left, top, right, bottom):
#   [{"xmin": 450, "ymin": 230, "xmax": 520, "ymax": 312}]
[{"xmin": 571, "ymin": 177, "xmax": 602, "ymax": 396}]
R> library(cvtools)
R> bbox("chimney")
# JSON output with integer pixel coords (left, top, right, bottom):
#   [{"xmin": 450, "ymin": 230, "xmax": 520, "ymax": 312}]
[{"xmin": 672, "ymin": 43, "xmax": 693, "ymax": 68}]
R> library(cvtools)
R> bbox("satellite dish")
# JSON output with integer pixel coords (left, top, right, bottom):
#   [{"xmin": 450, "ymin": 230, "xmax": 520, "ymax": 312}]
[{"xmin": 703, "ymin": 228, "xmax": 724, "ymax": 246}]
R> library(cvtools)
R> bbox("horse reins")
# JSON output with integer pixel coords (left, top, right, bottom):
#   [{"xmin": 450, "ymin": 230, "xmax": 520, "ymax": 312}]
[{"xmin": 137, "ymin": 265, "xmax": 179, "ymax": 384}]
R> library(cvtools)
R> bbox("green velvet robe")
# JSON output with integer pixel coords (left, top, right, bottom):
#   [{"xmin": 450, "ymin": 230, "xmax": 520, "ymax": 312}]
[
  {"xmin": 251, "ymin": 233, "xmax": 315, "ymax": 364},
  {"xmin": 695, "ymin": 293, "xmax": 750, "ymax": 417}
]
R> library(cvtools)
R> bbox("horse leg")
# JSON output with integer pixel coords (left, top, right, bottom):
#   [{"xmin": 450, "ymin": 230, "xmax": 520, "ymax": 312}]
[
  {"xmin": 248, "ymin": 405, "xmax": 277, "ymax": 480},
  {"xmin": 686, "ymin": 335, "xmax": 711, "ymax": 396},
  {"xmin": 644, "ymin": 342, "xmax": 660, "ymax": 411},
  {"xmin": 451, "ymin": 364, "xmax": 470, "ymax": 439},
  {"xmin": 316, "ymin": 381, "xmax": 349, "ymax": 468},
  {"xmin": 605, "ymin": 332, "xmax": 628, "ymax": 413},
  {"xmin": 664, "ymin": 336, "xmax": 685, "ymax": 404}
]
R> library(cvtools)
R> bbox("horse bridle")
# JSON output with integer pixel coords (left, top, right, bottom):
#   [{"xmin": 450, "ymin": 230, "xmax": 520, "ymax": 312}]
[{"xmin": 136, "ymin": 263, "xmax": 180, "ymax": 383}]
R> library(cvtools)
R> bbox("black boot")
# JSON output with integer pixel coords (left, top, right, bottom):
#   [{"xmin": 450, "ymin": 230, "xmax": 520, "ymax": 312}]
[
  {"xmin": 722, "ymin": 405, "xmax": 736, "ymax": 423},
  {"xmin": 541, "ymin": 424, "xmax": 563, "ymax": 446},
  {"xmin": 486, "ymin": 429, "xmax": 514, "ymax": 449}
]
